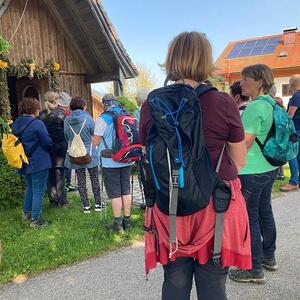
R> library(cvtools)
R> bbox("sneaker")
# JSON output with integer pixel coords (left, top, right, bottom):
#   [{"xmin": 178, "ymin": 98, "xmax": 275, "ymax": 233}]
[
  {"xmin": 21, "ymin": 211, "xmax": 31, "ymax": 222},
  {"xmin": 30, "ymin": 219, "xmax": 49, "ymax": 228},
  {"xmin": 229, "ymin": 268, "xmax": 266, "ymax": 284},
  {"xmin": 94, "ymin": 202, "xmax": 106, "ymax": 212},
  {"xmin": 262, "ymin": 258, "xmax": 278, "ymax": 271},
  {"xmin": 105, "ymin": 222, "xmax": 124, "ymax": 233},
  {"xmin": 122, "ymin": 217, "xmax": 132, "ymax": 231},
  {"xmin": 83, "ymin": 206, "xmax": 91, "ymax": 213},
  {"xmin": 280, "ymin": 184, "xmax": 299, "ymax": 192},
  {"xmin": 65, "ymin": 183, "xmax": 78, "ymax": 192}
]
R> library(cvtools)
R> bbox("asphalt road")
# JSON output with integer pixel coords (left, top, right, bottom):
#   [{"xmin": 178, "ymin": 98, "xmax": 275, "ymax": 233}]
[{"xmin": 0, "ymin": 192, "xmax": 299, "ymax": 300}]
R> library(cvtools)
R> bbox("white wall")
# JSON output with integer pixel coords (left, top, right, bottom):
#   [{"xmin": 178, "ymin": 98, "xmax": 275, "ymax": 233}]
[{"xmin": 274, "ymin": 76, "xmax": 292, "ymax": 108}]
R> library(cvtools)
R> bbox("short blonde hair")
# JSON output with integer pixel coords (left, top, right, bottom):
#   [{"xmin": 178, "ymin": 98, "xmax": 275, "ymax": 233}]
[
  {"xmin": 241, "ymin": 64, "xmax": 274, "ymax": 94},
  {"xmin": 44, "ymin": 91, "xmax": 59, "ymax": 113},
  {"xmin": 164, "ymin": 32, "xmax": 215, "ymax": 82},
  {"xmin": 289, "ymin": 74, "xmax": 300, "ymax": 87}
]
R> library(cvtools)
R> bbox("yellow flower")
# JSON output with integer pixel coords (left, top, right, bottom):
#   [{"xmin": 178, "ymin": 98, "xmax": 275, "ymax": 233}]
[
  {"xmin": 0, "ymin": 60, "xmax": 8, "ymax": 69},
  {"xmin": 53, "ymin": 63, "xmax": 60, "ymax": 72},
  {"xmin": 28, "ymin": 63, "xmax": 36, "ymax": 70}
]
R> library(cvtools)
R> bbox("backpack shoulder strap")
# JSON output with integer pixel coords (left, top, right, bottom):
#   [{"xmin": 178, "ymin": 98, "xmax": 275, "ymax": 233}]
[
  {"xmin": 194, "ymin": 84, "xmax": 217, "ymax": 97},
  {"xmin": 260, "ymin": 97, "xmax": 276, "ymax": 108},
  {"xmin": 17, "ymin": 118, "xmax": 37, "ymax": 138},
  {"xmin": 78, "ymin": 118, "xmax": 87, "ymax": 135},
  {"xmin": 68, "ymin": 118, "xmax": 87, "ymax": 136},
  {"xmin": 255, "ymin": 97, "xmax": 276, "ymax": 148}
]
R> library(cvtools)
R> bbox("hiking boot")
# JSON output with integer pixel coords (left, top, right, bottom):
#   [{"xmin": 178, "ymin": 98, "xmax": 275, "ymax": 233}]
[
  {"xmin": 94, "ymin": 202, "xmax": 106, "ymax": 212},
  {"xmin": 21, "ymin": 211, "xmax": 31, "ymax": 222},
  {"xmin": 122, "ymin": 217, "xmax": 132, "ymax": 231},
  {"xmin": 30, "ymin": 219, "xmax": 49, "ymax": 229},
  {"xmin": 262, "ymin": 258, "xmax": 278, "ymax": 271},
  {"xmin": 105, "ymin": 221, "xmax": 124, "ymax": 234},
  {"xmin": 280, "ymin": 184, "xmax": 299, "ymax": 192},
  {"xmin": 229, "ymin": 268, "xmax": 266, "ymax": 284},
  {"xmin": 83, "ymin": 206, "xmax": 91, "ymax": 213}
]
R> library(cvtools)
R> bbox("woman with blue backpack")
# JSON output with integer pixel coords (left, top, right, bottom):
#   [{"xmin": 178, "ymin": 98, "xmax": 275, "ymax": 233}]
[{"xmin": 139, "ymin": 32, "xmax": 251, "ymax": 300}]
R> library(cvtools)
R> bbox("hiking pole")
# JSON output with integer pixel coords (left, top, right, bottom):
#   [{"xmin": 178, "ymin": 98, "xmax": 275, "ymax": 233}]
[
  {"xmin": 131, "ymin": 165, "xmax": 134, "ymax": 205},
  {"xmin": 99, "ymin": 155, "xmax": 106, "ymax": 221},
  {"xmin": 137, "ymin": 160, "xmax": 146, "ymax": 210}
]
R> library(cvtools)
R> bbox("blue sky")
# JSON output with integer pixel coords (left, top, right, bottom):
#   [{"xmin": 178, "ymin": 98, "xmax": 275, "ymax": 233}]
[{"xmin": 93, "ymin": 0, "xmax": 300, "ymax": 92}]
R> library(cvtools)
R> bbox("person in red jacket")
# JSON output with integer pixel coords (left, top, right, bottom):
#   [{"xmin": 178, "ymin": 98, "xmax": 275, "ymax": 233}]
[{"xmin": 139, "ymin": 32, "xmax": 251, "ymax": 300}]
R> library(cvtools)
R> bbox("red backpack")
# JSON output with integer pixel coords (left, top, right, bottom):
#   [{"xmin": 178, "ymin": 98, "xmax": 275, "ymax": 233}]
[{"xmin": 102, "ymin": 110, "xmax": 143, "ymax": 163}]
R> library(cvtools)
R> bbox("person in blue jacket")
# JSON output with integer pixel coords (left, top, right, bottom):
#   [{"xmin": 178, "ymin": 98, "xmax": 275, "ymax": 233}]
[
  {"xmin": 64, "ymin": 97, "xmax": 103, "ymax": 213},
  {"xmin": 11, "ymin": 97, "xmax": 53, "ymax": 228}
]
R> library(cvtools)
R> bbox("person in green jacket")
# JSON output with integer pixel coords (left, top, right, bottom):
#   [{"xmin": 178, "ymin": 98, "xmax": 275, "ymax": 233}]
[{"xmin": 229, "ymin": 64, "xmax": 279, "ymax": 284}]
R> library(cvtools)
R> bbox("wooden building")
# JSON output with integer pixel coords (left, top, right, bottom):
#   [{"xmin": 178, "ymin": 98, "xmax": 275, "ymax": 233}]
[{"xmin": 0, "ymin": 0, "xmax": 137, "ymax": 119}]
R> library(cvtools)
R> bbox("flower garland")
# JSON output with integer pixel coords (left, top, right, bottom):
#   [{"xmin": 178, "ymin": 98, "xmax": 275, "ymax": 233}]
[{"xmin": 0, "ymin": 56, "xmax": 60, "ymax": 119}]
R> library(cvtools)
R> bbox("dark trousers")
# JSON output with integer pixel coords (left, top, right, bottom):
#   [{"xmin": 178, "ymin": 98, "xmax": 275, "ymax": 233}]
[
  {"xmin": 75, "ymin": 167, "xmax": 101, "ymax": 207},
  {"xmin": 47, "ymin": 167, "xmax": 67, "ymax": 206},
  {"xmin": 239, "ymin": 169, "xmax": 278, "ymax": 272},
  {"xmin": 65, "ymin": 167, "xmax": 72, "ymax": 185},
  {"xmin": 162, "ymin": 258, "xmax": 228, "ymax": 300}
]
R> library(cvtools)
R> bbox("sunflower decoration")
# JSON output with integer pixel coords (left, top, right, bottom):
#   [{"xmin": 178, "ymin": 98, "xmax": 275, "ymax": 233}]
[
  {"xmin": 28, "ymin": 63, "xmax": 36, "ymax": 78},
  {"xmin": 53, "ymin": 62, "xmax": 60, "ymax": 72},
  {"xmin": 0, "ymin": 60, "xmax": 8, "ymax": 70}
]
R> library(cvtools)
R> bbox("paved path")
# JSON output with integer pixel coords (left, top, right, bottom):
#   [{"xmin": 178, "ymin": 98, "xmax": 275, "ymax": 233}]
[{"xmin": 0, "ymin": 192, "xmax": 299, "ymax": 300}]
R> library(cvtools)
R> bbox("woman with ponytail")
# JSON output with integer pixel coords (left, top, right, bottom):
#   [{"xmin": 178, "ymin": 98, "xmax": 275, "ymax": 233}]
[{"xmin": 40, "ymin": 91, "xmax": 69, "ymax": 207}]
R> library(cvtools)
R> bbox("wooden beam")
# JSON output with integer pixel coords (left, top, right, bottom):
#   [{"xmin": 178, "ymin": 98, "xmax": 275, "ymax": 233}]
[
  {"xmin": 67, "ymin": 0, "xmax": 112, "ymax": 74},
  {"xmin": 113, "ymin": 68, "xmax": 125, "ymax": 96},
  {"xmin": 0, "ymin": 0, "xmax": 11, "ymax": 18},
  {"xmin": 43, "ymin": 0, "xmax": 95, "ymax": 74},
  {"xmin": 85, "ymin": 73, "xmax": 118, "ymax": 84}
]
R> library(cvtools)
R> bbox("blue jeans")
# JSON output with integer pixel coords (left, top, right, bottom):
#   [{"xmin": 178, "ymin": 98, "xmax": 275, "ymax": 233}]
[
  {"xmin": 239, "ymin": 169, "xmax": 278, "ymax": 272},
  {"xmin": 23, "ymin": 169, "xmax": 49, "ymax": 221},
  {"xmin": 288, "ymin": 141, "xmax": 300, "ymax": 185}
]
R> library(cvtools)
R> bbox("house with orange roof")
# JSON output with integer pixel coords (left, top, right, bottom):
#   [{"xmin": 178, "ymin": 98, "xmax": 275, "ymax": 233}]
[{"xmin": 215, "ymin": 27, "xmax": 300, "ymax": 105}]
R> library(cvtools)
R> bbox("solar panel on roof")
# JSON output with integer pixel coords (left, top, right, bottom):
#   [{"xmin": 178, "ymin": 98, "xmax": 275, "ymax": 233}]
[
  {"xmin": 261, "ymin": 45, "xmax": 277, "ymax": 54},
  {"xmin": 255, "ymin": 39, "xmax": 268, "ymax": 47},
  {"xmin": 232, "ymin": 42, "xmax": 246, "ymax": 51},
  {"xmin": 227, "ymin": 37, "xmax": 280, "ymax": 59},
  {"xmin": 269, "ymin": 37, "xmax": 281, "ymax": 45},
  {"xmin": 245, "ymin": 40, "xmax": 257, "ymax": 48},
  {"xmin": 249, "ymin": 47, "xmax": 264, "ymax": 56},
  {"xmin": 238, "ymin": 48, "xmax": 252, "ymax": 57}
]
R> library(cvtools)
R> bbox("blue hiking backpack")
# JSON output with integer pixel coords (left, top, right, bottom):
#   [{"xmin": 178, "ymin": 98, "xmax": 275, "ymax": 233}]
[{"xmin": 255, "ymin": 97, "xmax": 298, "ymax": 166}]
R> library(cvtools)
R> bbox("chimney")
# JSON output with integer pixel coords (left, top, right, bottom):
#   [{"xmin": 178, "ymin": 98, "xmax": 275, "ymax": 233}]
[{"xmin": 283, "ymin": 27, "xmax": 298, "ymax": 45}]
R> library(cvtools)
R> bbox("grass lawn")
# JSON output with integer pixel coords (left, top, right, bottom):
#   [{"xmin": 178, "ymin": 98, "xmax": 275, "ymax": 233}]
[
  {"xmin": 272, "ymin": 165, "xmax": 291, "ymax": 198},
  {"xmin": 0, "ymin": 195, "xmax": 144, "ymax": 285},
  {"xmin": 0, "ymin": 165, "xmax": 292, "ymax": 285}
]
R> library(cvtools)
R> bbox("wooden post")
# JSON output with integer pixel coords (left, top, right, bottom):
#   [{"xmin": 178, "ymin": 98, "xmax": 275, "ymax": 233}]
[{"xmin": 113, "ymin": 68, "xmax": 125, "ymax": 96}]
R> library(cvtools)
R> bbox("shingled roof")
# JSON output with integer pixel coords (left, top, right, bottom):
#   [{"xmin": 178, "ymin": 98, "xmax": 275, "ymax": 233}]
[
  {"xmin": 215, "ymin": 29, "xmax": 300, "ymax": 79},
  {"xmin": 45, "ymin": 0, "xmax": 138, "ymax": 83}
]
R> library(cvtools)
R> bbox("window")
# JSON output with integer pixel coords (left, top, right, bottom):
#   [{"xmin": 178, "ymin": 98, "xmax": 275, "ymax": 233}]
[{"xmin": 282, "ymin": 84, "xmax": 293, "ymax": 97}]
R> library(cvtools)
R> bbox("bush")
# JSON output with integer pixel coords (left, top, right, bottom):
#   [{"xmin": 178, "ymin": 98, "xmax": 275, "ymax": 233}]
[
  {"xmin": 117, "ymin": 96, "xmax": 138, "ymax": 113},
  {"xmin": 0, "ymin": 151, "xmax": 24, "ymax": 209}
]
